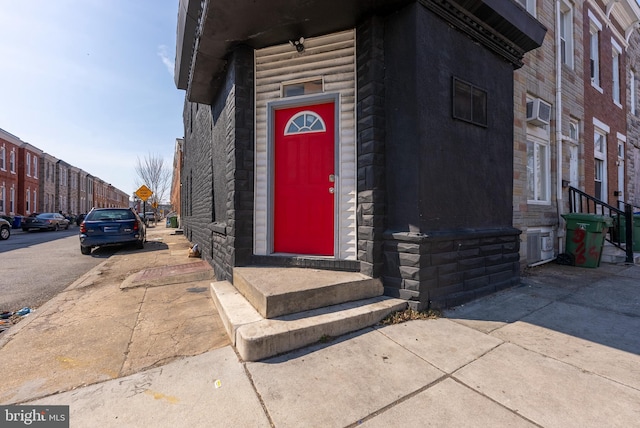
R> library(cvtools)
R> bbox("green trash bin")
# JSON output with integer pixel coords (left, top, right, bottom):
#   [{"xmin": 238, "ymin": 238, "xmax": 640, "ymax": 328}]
[
  {"xmin": 169, "ymin": 216, "xmax": 178, "ymax": 228},
  {"xmin": 562, "ymin": 213, "xmax": 613, "ymax": 268}
]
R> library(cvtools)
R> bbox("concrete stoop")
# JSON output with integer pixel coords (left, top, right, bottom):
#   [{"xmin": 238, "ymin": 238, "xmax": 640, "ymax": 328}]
[
  {"xmin": 600, "ymin": 242, "xmax": 640, "ymax": 264},
  {"xmin": 210, "ymin": 267, "xmax": 407, "ymax": 361}
]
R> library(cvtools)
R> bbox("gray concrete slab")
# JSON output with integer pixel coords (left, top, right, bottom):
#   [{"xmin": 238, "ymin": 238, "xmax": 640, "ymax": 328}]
[
  {"xmin": 454, "ymin": 343, "xmax": 640, "ymax": 427},
  {"xmin": 444, "ymin": 288, "xmax": 553, "ymax": 334},
  {"xmin": 234, "ymin": 267, "xmax": 383, "ymax": 318},
  {"xmin": 235, "ymin": 296, "xmax": 406, "ymax": 361},
  {"xmin": 361, "ymin": 378, "xmax": 537, "ymax": 427},
  {"xmin": 490, "ymin": 301, "xmax": 640, "ymax": 390},
  {"xmin": 28, "ymin": 347, "xmax": 271, "ymax": 428},
  {"xmin": 246, "ymin": 328, "xmax": 444, "ymax": 427},
  {"xmin": 562, "ymin": 275, "xmax": 640, "ymax": 317},
  {"xmin": 375, "ymin": 319, "xmax": 503, "ymax": 373}
]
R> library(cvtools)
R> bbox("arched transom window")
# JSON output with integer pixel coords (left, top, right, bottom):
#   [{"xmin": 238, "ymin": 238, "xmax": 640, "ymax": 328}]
[{"xmin": 284, "ymin": 111, "xmax": 326, "ymax": 135}]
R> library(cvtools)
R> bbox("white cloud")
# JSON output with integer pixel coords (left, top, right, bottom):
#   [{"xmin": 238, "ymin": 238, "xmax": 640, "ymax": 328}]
[{"xmin": 157, "ymin": 45, "xmax": 175, "ymax": 77}]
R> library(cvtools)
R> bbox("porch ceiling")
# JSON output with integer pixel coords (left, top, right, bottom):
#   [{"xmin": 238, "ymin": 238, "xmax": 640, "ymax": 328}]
[
  {"xmin": 176, "ymin": 0, "xmax": 546, "ymax": 104},
  {"xmin": 176, "ymin": 0, "xmax": 412, "ymax": 103}
]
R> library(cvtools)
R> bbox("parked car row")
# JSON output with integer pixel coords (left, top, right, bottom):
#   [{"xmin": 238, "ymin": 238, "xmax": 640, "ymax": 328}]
[
  {"xmin": 21, "ymin": 213, "xmax": 70, "ymax": 232},
  {"xmin": 1, "ymin": 208, "xmax": 149, "ymax": 254},
  {"xmin": 0, "ymin": 217, "xmax": 10, "ymax": 240}
]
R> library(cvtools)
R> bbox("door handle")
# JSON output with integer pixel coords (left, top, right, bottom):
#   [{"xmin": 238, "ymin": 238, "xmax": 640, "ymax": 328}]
[{"xmin": 329, "ymin": 187, "xmax": 335, "ymax": 194}]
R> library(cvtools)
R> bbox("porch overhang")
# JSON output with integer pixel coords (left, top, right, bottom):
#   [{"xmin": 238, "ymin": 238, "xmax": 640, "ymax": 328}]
[{"xmin": 175, "ymin": 0, "xmax": 546, "ymax": 104}]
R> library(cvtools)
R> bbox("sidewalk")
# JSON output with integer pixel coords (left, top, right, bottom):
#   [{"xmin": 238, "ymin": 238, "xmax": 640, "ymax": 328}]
[{"xmin": 1, "ymin": 229, "xmax": 639, "ymax": 427}]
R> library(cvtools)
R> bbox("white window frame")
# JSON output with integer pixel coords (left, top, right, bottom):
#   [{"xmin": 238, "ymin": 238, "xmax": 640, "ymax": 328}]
[
  {"xmin": 516, "ymin": 0, "xmax": 536, "ymax": 17},
  {"xmin": 9, "ymin": 150, "xmax": 15, "ymax": 173},
  {"xmin": 10, "ymin": 187, "xmax": 14, "ymax": 214},
  {"xmin": 594, "ymin": 128, "xmax": 607, "ymax": 203},
  {"xmin": 26, "ymin": 189, "xmax": 30, "ymax": 213},
  {"xmin": 0, "ymin": 185, "xmax": 4, "ymax": 213},
  {"xmin": 612, "ymin": 38, "xmax": 622, "ymax": 106},
  {"xmin": 26, "ymin": 153, "xmax": 31, "ymax": 177},
  {"xmin": 33, "ymin": 190, "xmax": 37, "ymax": 213},
  {"xmin": 527, "ymin": 134, "xmax": 551, "ymax": 204},
  {"xmin": 33, "ymin": 156, "xmax": 38, "ymax": 179},
  {"xmin": 560, "ymin": 1, "xmax": 574, "ymax": 69},
  {"xmin": 631, "ymin": 70, "xmax": 636, "ymax": 115},
  {"xmin": 589, "ymin": 13, "xmax": 602, "ymax": 90},
  {"xmin": 0, "ymin": 147, "xmax": 5, "ymax": 171}
]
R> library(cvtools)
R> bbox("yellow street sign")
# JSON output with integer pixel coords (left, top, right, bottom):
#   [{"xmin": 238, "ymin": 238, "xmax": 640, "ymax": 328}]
[
  {"xmin": 135, "ymin": 185, "xmax": 153, "ymax": 202},
  {"xmin": 152, "ymin": 202, "xmax": 158, "ymax": 209}
]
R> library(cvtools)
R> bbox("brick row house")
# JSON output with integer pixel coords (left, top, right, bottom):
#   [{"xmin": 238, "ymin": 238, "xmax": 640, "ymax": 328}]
[
  {"xmin": 0, "ymin": 128, "xmax": 129, "ymax": 220},
  {"xmin": 514, "ymin": 0, "xmax": 640, "ymax": 266}
]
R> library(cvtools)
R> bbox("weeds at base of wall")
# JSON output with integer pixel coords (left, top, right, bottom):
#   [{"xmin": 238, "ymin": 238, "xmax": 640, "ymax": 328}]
[{"xmin": 379, "ymin": 308, "xmax": 441, "ymax": 325}]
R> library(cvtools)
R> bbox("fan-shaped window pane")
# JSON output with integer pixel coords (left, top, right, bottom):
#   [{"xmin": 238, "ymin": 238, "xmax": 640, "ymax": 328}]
[{"xmin": 285, "ymin": 111, "xmax": 326, "ymax": 135}]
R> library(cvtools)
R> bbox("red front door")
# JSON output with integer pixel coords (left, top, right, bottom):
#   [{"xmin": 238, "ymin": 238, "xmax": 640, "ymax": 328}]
[{"xmin": 274, "ymin": 102, "xmax": 335, "ymax": 255}]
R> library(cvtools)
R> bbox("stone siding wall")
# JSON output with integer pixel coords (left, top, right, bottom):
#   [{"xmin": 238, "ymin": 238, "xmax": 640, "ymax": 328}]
[
  {"xmin": 181, "ymin": 46, "xmax": 254, "ymax": 282},
  {"xmin": 356, "ymin": 17, "xmax": 387, "ymax": 279}
]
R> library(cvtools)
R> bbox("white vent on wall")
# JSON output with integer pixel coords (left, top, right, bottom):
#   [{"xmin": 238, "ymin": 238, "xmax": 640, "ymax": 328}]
[{"xmin": 526, "ymin": 98, "xmax": 552, "ymax": 126}]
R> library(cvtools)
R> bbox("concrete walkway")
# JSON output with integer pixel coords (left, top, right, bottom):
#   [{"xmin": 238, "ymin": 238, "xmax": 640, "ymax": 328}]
[{"xmin": 1, "ymin": 227, "xmax": 639, "ymax": 427}]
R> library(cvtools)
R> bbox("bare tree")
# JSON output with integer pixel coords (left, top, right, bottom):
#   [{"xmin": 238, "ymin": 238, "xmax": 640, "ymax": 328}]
[{"xmin": 135, "ymin": 153, "xmax": 171, "ymax": 209}]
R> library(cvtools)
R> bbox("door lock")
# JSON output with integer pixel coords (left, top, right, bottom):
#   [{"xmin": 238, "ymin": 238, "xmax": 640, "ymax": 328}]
[{"xmin": 329, "ymin": 174, "xmax": 335, "ymax": 182}]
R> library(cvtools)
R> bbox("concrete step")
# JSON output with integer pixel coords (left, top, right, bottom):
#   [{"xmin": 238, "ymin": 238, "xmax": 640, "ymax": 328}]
[
  {"xmin": 211, "ymin": 280, "xmax": 407, "ymax": 361},
  {"xmin": 601, "ymin": 242, "xmax": 640, "ymax": 264},
  {"xmin": 233, "ymin": 267, "xmax": 384, "ymax": 318}
]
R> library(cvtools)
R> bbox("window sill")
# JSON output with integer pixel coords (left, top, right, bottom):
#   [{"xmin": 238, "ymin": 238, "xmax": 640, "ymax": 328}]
[
  {"xmin": 527, "ymin": 200, "xmax": 552, "ymax": 206},
  {"xmin": 591, "ymin": 82, "xmax": 604, "ymax": 94},
  {"xmin": 614, "ymin": 101, "xmax": 622, "ymax": 109}
]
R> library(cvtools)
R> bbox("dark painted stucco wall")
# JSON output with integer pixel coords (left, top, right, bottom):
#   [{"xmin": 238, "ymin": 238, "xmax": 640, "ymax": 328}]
[{"xmin": 385, "ymin": 2, "xmax": 515, "ymax": 233}]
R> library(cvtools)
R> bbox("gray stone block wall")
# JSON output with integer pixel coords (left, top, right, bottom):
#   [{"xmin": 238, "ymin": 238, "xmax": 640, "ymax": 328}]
[
  {"xmin": 383, "ymin": 229, "xmax": 521, "ymax": 310},
  {"xmin": 181, "ymin": 46, "xmax": 254, "ymax": 282},
  {"xmin": 356, "ymin": 17, "xmax": 387, "ymax": 279}
]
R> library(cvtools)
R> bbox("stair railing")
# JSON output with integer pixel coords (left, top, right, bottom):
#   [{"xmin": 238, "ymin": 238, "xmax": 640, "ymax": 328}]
[{"xmin": 568, "ymin": 186, "xmax": 634, "ymax": 264}]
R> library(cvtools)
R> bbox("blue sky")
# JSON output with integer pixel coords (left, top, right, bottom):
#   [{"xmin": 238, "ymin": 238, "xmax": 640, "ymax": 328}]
[{"xmin": 0, "ymin": 1, "xmax": 184, "ymax": 200}]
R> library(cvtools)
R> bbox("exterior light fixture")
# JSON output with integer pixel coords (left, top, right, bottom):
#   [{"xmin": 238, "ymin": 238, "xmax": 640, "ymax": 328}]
[{"xmin": 289, "ymin": 37, "xmax": 305, "ymax": 53}]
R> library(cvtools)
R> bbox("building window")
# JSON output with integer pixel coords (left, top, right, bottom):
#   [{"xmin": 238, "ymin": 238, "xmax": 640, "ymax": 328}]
[
  {"xmin": 33, "ymin": 191, "xmax": 37, "ymax": 213},
  {"xmin": 527, "ymin": 136, "xmax": 550, "ymax": 203},
  {"xmin": 594, "ymin": 130, "xmax": 607, "ymax": 201},
  {"xmin": 589, "ymin": 13, "xmax": 601, "ymax": 89},
  {"xmin": 452, "ymin": 78, "xmax": 487, "ymax": 127},
  {"xmin": 0, "ymin": 147, "xmax": 5, "ymax": 171},
  {"xmin": 612, "ymin": 41, "xmax": 622, "ymax": 105},
  {"xmin": 26, "ymin": 153, "xmax": 31, "ymax": 177},
  {"xmin": 284, "ymin": 111, "xmax": 326, "ymax": 134},
  {"xmin": 33, "ymin": 156, "xmax": 38, "ymax": 179},
  {"xmin": 282, "ymin": 78, "xmax": 323, "ymax": 97},
  {"xmin": 0, "ymin": 186, "xmax": 4, "ymax": 213},
  {"xmin": 569, "ymin": 121, "xmax": 579, "ymax": 141},
  {"xmin": 9, "ymin": 151, "xmax": 15, "ymax": 173},
  {"xmin": 26, "ymin": 190, "xmax": 30, "ymax": 213},
  {"xmin": 631, "ymin": 70, "xmax": 636, "ymax": 115},
  {"xmin": 560, "ymin": 1, "xmax": 574, "ymax": 69},
  {"xmin": 516, "ymin": 0, "xmax": 536, "ymax": 16},
  {"xmin": 590, "ymin": 30, "xmax": 600, "ymax": 87},
  {"xmin": 10, "ymin": 187, "xmax": 14, "ymax": 213}
]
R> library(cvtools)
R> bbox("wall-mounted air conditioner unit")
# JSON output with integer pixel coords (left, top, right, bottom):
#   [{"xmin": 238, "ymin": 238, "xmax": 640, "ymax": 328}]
[
  {"xmin": 526, "ymin": 98, "xmax": 552, "ymax": 127},
  {"xmin": 527, "ymin": 229, "xmax": 555, "ymax": 264}
]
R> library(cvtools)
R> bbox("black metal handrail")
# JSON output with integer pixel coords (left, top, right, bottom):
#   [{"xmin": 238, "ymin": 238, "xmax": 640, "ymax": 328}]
[{"xmin": 568, "ymin": 186, "xmax": 635, "ymax": 264}]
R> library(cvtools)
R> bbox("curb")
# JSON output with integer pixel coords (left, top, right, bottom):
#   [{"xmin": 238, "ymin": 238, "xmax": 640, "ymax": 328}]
[{"xmin": 0, "ymin": 257, "xmax": 112, "ymax": 349}]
